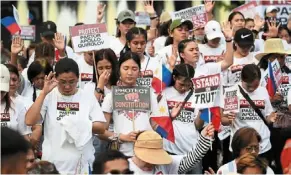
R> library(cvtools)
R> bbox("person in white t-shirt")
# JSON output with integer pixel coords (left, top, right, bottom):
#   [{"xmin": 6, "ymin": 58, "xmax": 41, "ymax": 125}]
[
  {"xmin": 101, "ymin": 51, "xmax": 159, "ymax": 157},
  {"xmin": 77, "ymin": 51, "xmax": 94, "ymax": 89},
  {"xmin": 288, "ymin": 88, "xmax": 291, "ymax": 111},
  {"xmin": 153, "ymin": 11, "xmax": 171, "ymax": 54},
  {"xmin": 217, "ymin": 127, "xmax": 274, "ymax": 175},
  {"xmin": 121, "ymin": 27, "xmax": 160, "ymax": 90},
  {"xmin": 25, "ymin": 58, "xmax": 106, "ymax": 174},
  {"xmin": 222, "ymin": 64, "xmax": 277, "ymax": 164},
  {"xmin": 0, "ymin": 64, "xmax": 31, "ymax": 138},
  {"xmin": 129, "ymin": 124, "xmax": 214, "ymax": 174}
]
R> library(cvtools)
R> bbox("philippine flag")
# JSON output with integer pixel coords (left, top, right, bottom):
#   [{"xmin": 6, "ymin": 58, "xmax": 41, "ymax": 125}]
[
  {"xmin": 200, "ymin": 107, "xmax": 221, "ymax": 131},
  {"xmin": 151, "ymin": 94, "xmax": 175, "ymax": 143},
  {"xmin": 1, "ymin": 16, "xmax": 21, "ymax": 35},
  {"xmin": 266, "ymin": 61, "xmax": 277, "ymax": 98},
  {"xmin": 152, "ymin": 62, "xmax": 172, "ymax": 94},
  {"xmin": 28, "ymin": 12, "xmax": 34, "ymax": 24}
]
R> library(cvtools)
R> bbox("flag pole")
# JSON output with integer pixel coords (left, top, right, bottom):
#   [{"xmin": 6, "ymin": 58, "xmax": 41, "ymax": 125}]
[{"xmin": 208, "ymin": 108, "xmax": 212, "ymax": 151}]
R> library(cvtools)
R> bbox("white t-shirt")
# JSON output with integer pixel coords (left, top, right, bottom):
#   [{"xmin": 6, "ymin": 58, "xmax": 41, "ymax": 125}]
[
  {"xmin": 163, "ymin": 87, "xmax": 199, "ymax": 155},
  {"xmin": 1, "ymin": 98, "xmax": 31, "ymax": 135},
  {"xmin": 288, "ymin": 88, "xmax": 291, "ymax": 106},
  {"xmin": 153, "ymin": 36, "xmax": 167, "ymax": 54},
  {"xmin": 276, "ymin": 72, "xmax": 291, "ymax": 111},
  {"xmin": 102, "ymin": 88, "xmax": 159, "ymax": 156},
  {"xmin": 109, "ymin": 36, "xmax": 125, "ymax": 59},
  {"xmin": 21, "ymin": 79, "xmax": 41, "ymax": 102},
  {"xmin": 12, "ymin": 93, "xmax": 34, "ymax": 110},
  {"xmin": 40, "ymin": 88, "xmax": 106, "ymax": 174},
  {"xmin": 128, "ymin": 156, "xmax": 183, "ymax": 174},
  {"xmin": 223, "ymin": 53, "xmax": 259, "ymax": 87},
  {"xmin": 223, "ymin": 84, "xmax": 273, "ymax": 154},
  {"xmin": 198, "ymin": 44, "xmax": 226, "ymax": 64},
  {"xmin": 77, "ymin": 57, "xmax": 93, "ymax": 89},
  {"xmin": 155, "ymin": 44, "xmax": 181, "ymax": 65},
  {"xmin": 217, "ymin": 160, "xmax": 274, "ymax": 175}
]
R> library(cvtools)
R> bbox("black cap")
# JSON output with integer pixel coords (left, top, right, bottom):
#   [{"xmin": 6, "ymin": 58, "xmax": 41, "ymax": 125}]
[
  {"xmin": 234, "ymin": 28, "xmax": 254, "ymax": 48},
  {"xmin": 41, "ymin": 21, "xmax": 57, "ymax": 36}
]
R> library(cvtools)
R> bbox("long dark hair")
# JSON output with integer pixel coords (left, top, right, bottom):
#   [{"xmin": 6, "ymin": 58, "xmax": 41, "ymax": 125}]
[
  {"xmin": 178, "ymin": 39, "xmax": 196, "ymax": 63},
  {"xmin": 93, "ymin": 49, "xmax": 118, "ymax": 86},
  {"xmin": 170, "ymin": 63, "xmax": 194, "ymax": 86},
  {"xmin": 228, "ymin": 11, "xmax": 245, "ymax": 23},
  {"xmin": 120, "ymin": 27, "xmax": 147, "ymax": 58},
  {"xmin": 118, "ymin": 51, "xmax": 141, "ymax": 79},
  {"xmin": 3, "ymin": 92, "xmax": 11, "ymax": 113},
  {"xmin": 159, "ymin": 20, "xmax": 172, "ymax": 37}
]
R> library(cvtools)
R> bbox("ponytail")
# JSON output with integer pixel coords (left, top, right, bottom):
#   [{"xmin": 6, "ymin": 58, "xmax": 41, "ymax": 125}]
[
  {"xmin": 165, "ymin": 36, "xmax": 174, "ymax": 46},
  {"xmin": 32, "ymin": 85, "xmax": 37, "ymax": 102}
]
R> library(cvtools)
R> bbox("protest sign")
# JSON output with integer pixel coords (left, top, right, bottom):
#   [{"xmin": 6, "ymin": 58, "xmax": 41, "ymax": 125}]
[
  {"xmin": 136, "ymin": 70, "xmax": 154, "ymax": 87},
  {"xmin": 112, "ymin": 86, "xmax": 151, "ymax": 111},
  {"xmin": 232, "ymin": 1, "xmax": 263, "ymax": 19},
  {"xmin": 171, "ymin": 5, "xmax": 207, "ymax": 29},
  {"xmin": 192, "ymin": 74, "xmax": 220, "ymax": 108},
  {"xmin": 218, "ymin": 126, "xmax": 231, "ymax": 140},
  {"xmin": 135, "ymin": 12, "xmax": 151, "ymax": 26},
  {"xmin": 263, "ymin": 59, "xmax": 283, "ymax": 89},
  {"xmin": 70, "ymin": 23, "xmax": 109, "ymax": 53},
  {"xmin": 15, "ymin": 25, "xmax": 35, "ymax": 41},
  {"xmin": 224, "ymin": 89, "xmax": 239, "ymax": 113}
]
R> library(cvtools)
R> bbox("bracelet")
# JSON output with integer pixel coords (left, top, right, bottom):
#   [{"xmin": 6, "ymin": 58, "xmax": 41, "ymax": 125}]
[
  {"xmin": 95, "ymin": 87, "xmax": 104, "ymax": 94},
  {"xmin": 150, "ymin": 16, "xmax": 158, "ymax": 20},
  {"xmin": 225, "ymin": 39, "xmax": 232, "ymax": 43}
]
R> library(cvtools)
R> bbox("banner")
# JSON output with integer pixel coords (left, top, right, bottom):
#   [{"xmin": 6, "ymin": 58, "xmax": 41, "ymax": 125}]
[
  {"xmin": 224, "ymin": 89, "xmax": 239, "ymax": 113},
  {"xmin": 263, "ymin": 59, "xmax": 283, "ymax": 88},
  {"xmin": 135, "ymin": 12, "xmax": 151, "ymax": 26},
  {"xmin": 171, "ymin": 5, "xmax": 207, "ymax": 29},
  {"xmin": 70, "ymin": 23, "xmax": 109, "ymax": 53},
  {"xmin": 15, "ymin": 25, "xmax": 35, "ymax": 41},
  {"xmin": 112, "ymin": 86, "xmax": 151, "ymax": 111},
  {"xmin": 192, "ymin": 74, "xmax": 220, "ymax": 108}
]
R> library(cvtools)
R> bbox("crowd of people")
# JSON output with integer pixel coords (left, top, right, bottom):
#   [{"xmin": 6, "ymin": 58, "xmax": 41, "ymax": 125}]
[{"xmin": 1, "ymin": 1, "xmax": 291, "ymax": 174}]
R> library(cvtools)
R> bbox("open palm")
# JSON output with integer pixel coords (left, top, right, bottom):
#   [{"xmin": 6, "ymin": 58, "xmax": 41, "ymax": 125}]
[{"xmin": 11, "ymin": 36, "xmax": 24, "ymax": 55}]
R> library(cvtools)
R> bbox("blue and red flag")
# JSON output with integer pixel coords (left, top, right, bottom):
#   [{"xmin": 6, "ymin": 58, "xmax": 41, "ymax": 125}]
[
  {"xmin": 1, "ymin": 16, "xmax": 21, "ymax": 35},
  {"xmin": 200, "ymin": 107, "xmax": 221, "ymax": 131},
  {"xmin": 152, "ymin": 63, "xmax": 172, "ymax": 94},
  {"xmin": 28, "ymin": 12, "xmax": 34, "ymax": 24},
  {"xmin": 266, "ymin": 61, "xmax": 277, "ymax": 98}
]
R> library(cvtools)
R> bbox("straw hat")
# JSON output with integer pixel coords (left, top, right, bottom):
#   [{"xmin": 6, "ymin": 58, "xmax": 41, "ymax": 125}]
[
  {"xmin": 134, "ymin": 130, "xmax": 172, "ymax": 165},
  {"xmin": 255, "ymin": 38, "xmax": 291, "ymax": 60},
  {"xmin": 160, "ymin": 11, "xmax": 171, "ymax": 24}
]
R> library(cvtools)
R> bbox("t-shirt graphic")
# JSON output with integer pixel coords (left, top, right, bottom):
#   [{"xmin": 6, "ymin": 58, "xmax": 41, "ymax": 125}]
[
  {"xmin": 117, "ymin": 111, "xmax": 141, "ymax": 121},
  {"xmin": 57, "ymin": 102, "xmax": 80, "ymax": 121},
  {"xmin": 81, "ymin": 73, "xmax": 93, "ymax": 84},
  {"xmin": 167, "ymin": 101, "xmax": 195, "ymax": 123},
  {"xmin": 1, "ymin": 113, "xmax": 10, "ymax": 127},
  {"xmin": 239, "ymin": 99, "xmax": 265, "ymax": 121},
  {"xmin": 204, "ymin": 55, "xmax": 221, "ymax": 63},
  {"xmin": 137, "ymin": 70, "xmax": 153, "ymax": 87},
  {"xmin": 229, "ymin": 64, "xmax": 246, "ymax": 84},
  {"xmin": 277, "ymin": 75, "xmax": 291, "ymax": 110}
]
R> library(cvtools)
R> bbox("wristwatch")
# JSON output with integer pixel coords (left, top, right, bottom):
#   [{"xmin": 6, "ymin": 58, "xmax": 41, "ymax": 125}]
[
  {"xmin": 109, "ymin": 133, "xmax": 120, "ymax": 141},
  {"xmin": 95, "ymin": 87, "xmax": 104, "ymax": 94}
]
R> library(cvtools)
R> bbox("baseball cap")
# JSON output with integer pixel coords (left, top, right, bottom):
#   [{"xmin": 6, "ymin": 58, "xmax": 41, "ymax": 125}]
[
  {"xmin": 134, "ymin": 130, "xmax": 172, "ymax": 165},
  {"xmin": 204, "ymin": 20, "xmax": 224, "ymax": 40},
  {"xmin": 160, "ymin": 11, "xmax": 171, "ymax": 24},
  {"xmin": 266, "ymin": 6, "xmax": 278, "ymax": 13},
  {"xmin": 170, "ymin": 19, "xmax": 193, "ymax": 31},
  {"xmin": 234, "ymin": 28, "xmax": 254, "ymax": 48},
  {"xmin": 41, "ymin": 21, "xmax": 57, "ymax": 37},
  {"xmin": 117, "ymin": 10, "xmax": 135, "ymax": 23},
  {"xmin": 0, "ymin": 64, "xmax": 10, "ymax": 92}
]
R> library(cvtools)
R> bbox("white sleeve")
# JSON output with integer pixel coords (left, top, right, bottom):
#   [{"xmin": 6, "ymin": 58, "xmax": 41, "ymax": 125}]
[
  {"xmin": 102, "ymin": 92, "xmax": 113, "ymax": 113},
  {"xmin": 17, "ymin": 106, "xmax": 32, "ymax": 135},
  {"xmin": 288, "ymin": 88, "xmax": 291, "ymax": 105},
  {"xmin": 150, "ymin": 90, "xmax": 159, "ymax": 115},
  {"xmin": 89, "ymin": 95, "xmax": 106, "ymax": 122},
  {"xmin": 40, "ymin": 95, "xmax": 49, "ymax": 123},
  {"xmin": 263, "ymin": 89, "xmax": 273, "ymax": 116}
]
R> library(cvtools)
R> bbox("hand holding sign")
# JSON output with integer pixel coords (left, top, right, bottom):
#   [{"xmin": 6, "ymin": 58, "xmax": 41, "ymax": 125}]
[
  {"xmin": 43, "ymin": 71, "xmax": 59, "ymax": 95},
  {"xmin": 201, "ymin": 123, "xmax": 215, "ymax": 138},
  {"xmin": 97, "ymin": 3, "xmax": 106, "ymax": 23},
  {"xmin": 223, "ymin": 111, "xmax": 236, "ymax": 125},
  {"xmin": 11, "ymin": 36, "xmax": 24, "ymax": 55},
  {"xmin": 222, "ymin": 22, "xmax": 233, "ymax": 40}
]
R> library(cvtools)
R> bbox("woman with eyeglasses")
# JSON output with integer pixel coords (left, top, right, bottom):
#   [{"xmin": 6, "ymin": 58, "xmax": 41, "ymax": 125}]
[
  {"xmin": 25, "ymin": 58, "xmax": 106, "ymax": 174},
  {"xmin": 217, "ymin": 127, "xmax": 274, "ymax": 174},
  {"xmin": 222, "ymin": 64, "xmax": 277, "ymax": 165}
]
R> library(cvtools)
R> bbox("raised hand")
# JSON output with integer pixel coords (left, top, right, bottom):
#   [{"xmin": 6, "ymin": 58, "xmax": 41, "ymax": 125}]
[
  {"xmin": 254, "ymin": 14, "xmax": 264, "ymax": 31},
  {"xmin": 143, "ymin": 0, "xmax": 156, "ymax": 15},
  {"xmin": 166, "ymin": 46, "xmax": 178, "ymax": 70},
  {"xmin": 170, "ymin": 102, "xmax": 183, "ymax": 119},
  {"xmin": 43, "ymin": 71, "xmax": 58, "ymax": 95},
  {"xmin": 201, "ymin": 123, "xmax": 215, "ymax": 138},
  {"xmin": 11, "ymin": 36, "xmax": 24, "ymax": 55},
  {"xmin": 268, "ymin": 112, "xmax": 278, "ymax": 123},
  {"xmin": 98, "ymin": 70, "xmax": 110, "ymax": 87},
  {"xmin": 263, "ymin": 20, "xmax": 281, "ymax": 38},
  {"xmin": 205, "ymin": 0, "xmax": 215, "ymax": 13},
  {"xmin": 97, "ymin": 3, "xmax": 106, "ymax": 23},
  {"xmin": 222, "ymin": 22, "xmax": 233, "ymax": 40},
  {"xmin": 147, "ymin": 40, "xmax": 155, "ymax": 57},
  {"xmin": 53, "ymin": 33, "xmax": 65, "ymax": 51}
]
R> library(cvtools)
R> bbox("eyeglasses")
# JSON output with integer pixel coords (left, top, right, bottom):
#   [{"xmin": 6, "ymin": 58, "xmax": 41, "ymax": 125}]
[
  {"xmin": 245, "ymin": 145, "xmax": 260, "ymax": 153},
  {"xmin": 58, "ymin": 80, "xmax": 77, "ymax": 87}
]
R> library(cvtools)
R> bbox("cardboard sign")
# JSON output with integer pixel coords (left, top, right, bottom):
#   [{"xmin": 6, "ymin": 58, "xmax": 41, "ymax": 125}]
[
  {"xmin": 171, "ymin": 5, "xmax": 207, "ymax": 29},
  {"xmin": 263, "ymin": 59, "xmax": 283, "ymax": 89},
  {"xmin": 218, "ymin": 126, "xmax": 231, "ymax": 140},
  {"xmin": 70, "ymin": 23, "xmax": 109, "ymax": 53},
  {"xmin": 112, "ymin": 86, "xmax": 151, "ymax": 111},
  {"xmin": 135, "ymin": 12, "xmax": 151, "ymax": 26},
  {"xmin": 192, "ymin": 74, "xmax": 220, "ymax": 108},
  {"xmin": 19, "ymin": 25, "xmax": 35, "ymax": 41},
  {"xmin": 224, "ymin": 89, "xmax": 239, "ymax": 113}
]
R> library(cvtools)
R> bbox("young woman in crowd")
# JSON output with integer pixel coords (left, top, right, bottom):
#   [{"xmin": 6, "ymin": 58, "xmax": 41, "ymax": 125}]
[
  {"xmin": 278, "ymin": 26, "xmax": 291, "ymax": 44},
  {"xmin": 25, "ymin": 58, "xmax": 106, "ymax": 174},
  {"xmin": 222, "ymin": 64, "xmax": 277, "ymax": 164},
  {"xmin": 0, "ymin": 64, "xmax": 31, "ymax": 138},
  {"xmin": 128, "ymin": 124, "xmax": 214, "ymax": 174},
  {"xmin": 121, "ymin": 27, "xmax": 160, "ymax": 90},
  {"xmin": 228, "ymin": 12, "xmax": 245, "ymax": 34},
  {"xmin": 101, "ymin": 51, "xmax": 159, "ymax": 157},
  {"xmin": 162, "ymin": 63, "xmax": 204, "ymax": 174},
  {"xmin": 217, "ymin": 127, "xmax": 274, "ymax": 174},
  {"xmin": 245, "ymin": 18, "xmax": 255, "ymax": 31}
]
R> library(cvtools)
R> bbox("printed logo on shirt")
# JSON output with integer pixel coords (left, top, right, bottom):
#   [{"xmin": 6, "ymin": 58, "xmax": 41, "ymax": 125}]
[
  {"xmin": 239, "ymin": 100, "xmax": 265, "ymax": 121},
  {"xmin": 230, "ymin": 64, "xmax": 245, "ymax": 73},
  {"xmin": 167, "ymin": 101, "xmax": 195, "ymax": 123},
  {"xmin": 278, "ymin": 76, "xmax": 291, "ymax": 108},
  {"xmin": 1, "ymin": 113, "xmax": 10, "ymax": 127},
  {"xmin": 156, "ymin": 171, "xmax": 163, "ymax": 175},
  {"xmin": 204, "ymin": 55, "xmax": 220, "ymax": 63},
  {"xmin": 137, "ymin": 70, "xmax": 153, "ymax": 87},
  {"xmin": 81, "ymin": 73, "xmax": 93, "ymax": 82},
  {"xmin": 56, "ymin": 102, "xmax": 79, "ymax": 121}
]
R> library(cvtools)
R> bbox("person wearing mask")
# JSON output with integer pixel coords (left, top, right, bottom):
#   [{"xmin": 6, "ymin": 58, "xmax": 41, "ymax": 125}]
[
  {"xmin": 193, "ymin": 27, "xmax": 205, "ymax": 44},
  {"xmin": 25, "ymin": 58, "xmax": 106, "ymax": 174},
  {"xmin": 1, "ymin": 127, "xmax": 30, "ymax": 174},
  {"xmin": 1, "ymin": 64, "xmax": 31, "ymax": 138},
  {"xmin": 100, "ymin": 51, "xmax": 159, "ymax": 157},
  {"xmin": 222, "ymin": 64, "xmax": 277, "ymax": 164},
  {"xmin": 217, "ymin": 127, "xmax": 274, "ymax": 174},
  {"xmin": 128, "ymin": 124, "xmax": 214, "ymax": 174}
]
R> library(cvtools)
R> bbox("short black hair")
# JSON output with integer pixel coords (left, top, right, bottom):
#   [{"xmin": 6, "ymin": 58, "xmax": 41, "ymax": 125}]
[
  {"xmin": 92, "ymin": 150, "xmax": 128, "ymax": 174},
  {"xmin": 245, "ymin": 18, "xmax": 254, "ymax": 23},
  {"xmin": 228, "ymin": 11, "xmax": 245, "ymax": 22},
  {"xmin": 55, "ymin": 58, "xmax": 79, "ymax": 78},
  {"xmin": 5, "ymin": 64, "xmax": 19, "ymax": 78},
  {"xmin": 241, "ymin": 64, "xmax": 261, "ymax": 83}
]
